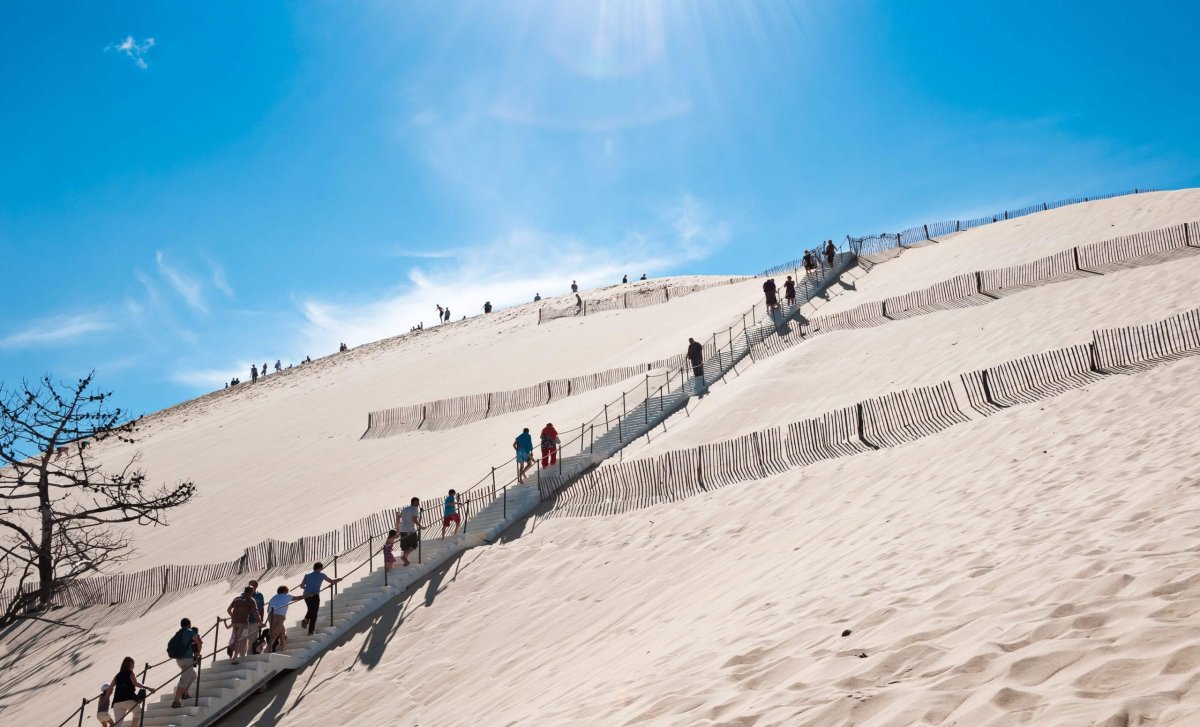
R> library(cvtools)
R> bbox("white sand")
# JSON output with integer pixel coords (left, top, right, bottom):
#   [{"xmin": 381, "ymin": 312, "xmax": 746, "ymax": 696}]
[{"xmin": 6, "ymin": 191, "xmax": 1200, "ymax": 726}]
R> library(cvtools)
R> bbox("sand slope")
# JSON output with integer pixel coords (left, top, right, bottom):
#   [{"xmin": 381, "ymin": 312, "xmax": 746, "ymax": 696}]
[{"xmin": 6, "ymin": 191, "xmax": 1200, "ymax": 726}]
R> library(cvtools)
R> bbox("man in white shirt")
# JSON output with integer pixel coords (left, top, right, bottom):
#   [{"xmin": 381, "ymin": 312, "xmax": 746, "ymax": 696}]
[
  {"xmin": 395, "ymin": 497, "xmax": 423, "ymax": 566},
  {"xmin": 266, "ymin": 586, "xmax": 302, "ymax": 653}
]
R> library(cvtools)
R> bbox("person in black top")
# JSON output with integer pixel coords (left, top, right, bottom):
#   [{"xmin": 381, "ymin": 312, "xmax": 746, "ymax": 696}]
[
  {"xmin": 483, "ymin": 301, "xmax": 493, "ymax": 313},
  {"xmin": 763, "ymin": 278, "xmax": 778, "ymax": 310},
  {"xmin": 783, "ymin": 276, "xmax": 796, "ymax": 306},
  {"xmin": 825, "ymin": 240, "xmax": 837, "ymax": 268},
  {"xmin": 107, "ymin": 656, "xmax": 155, "ymax": 727},
  {"xmin": 534, "ymin": 293, "xmax": 541, "ymax": 302},
  {"xmin": 640, "ymin": 273, "xmax": 647, "ymax": 280},
  {"xmin": 575, "ymin": 293, "xmax": 583, "ymax": 313},
  {"xmin": 622, "ymin": 274, "xmax": 628, "ymax": 284},
  {"xmin": 686, "ymin": 337, "xmax": 705, "ymax": 383},
  {"xmin": 570, "ymin": 280, "xmax": 578, "ymax": 293},
  {"xmin": 803, "ymin": 250, "xmax": 817, "ymax": 276}
]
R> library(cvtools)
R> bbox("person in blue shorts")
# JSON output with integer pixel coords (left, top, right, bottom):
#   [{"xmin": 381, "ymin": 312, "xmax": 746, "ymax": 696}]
[{"xmin": 513, "ymin": 428, "xmax": 534, "ymax": 482}]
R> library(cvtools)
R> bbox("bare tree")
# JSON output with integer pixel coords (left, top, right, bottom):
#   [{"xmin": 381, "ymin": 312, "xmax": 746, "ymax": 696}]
[{"xmin": 0, "ymin": 372, "xmax": 195, "ymax": 630}]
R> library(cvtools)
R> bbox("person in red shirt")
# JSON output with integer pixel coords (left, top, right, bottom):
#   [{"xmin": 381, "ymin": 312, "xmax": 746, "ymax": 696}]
[{"xmin": 540, "ymin": 423, "xmax": 560, "ymax": 469}]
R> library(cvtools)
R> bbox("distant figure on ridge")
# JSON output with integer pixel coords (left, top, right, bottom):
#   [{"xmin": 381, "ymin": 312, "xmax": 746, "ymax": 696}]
[
  {"xmin": 571, "ymin": 280, "xmax": 578, "ymax": 293},
  {"xmin": 622, "ymin": 274, "xmax": 628, "ymax": 284},
  {"xmin": 443, "ymin": 307, "xmax": 451, "ymax": 322},
  {"xmin": 483, "ymin": 301, "xmax": 493, "ymax": 313},
  {"xmin": 763, "ymin": 278, "xmax": 779, "ymax": 311},
  {"xmin": 262, "ymin": 362, "xmax": 268, "ymax": 378},
  {"xmin": 540, "ymin": 422, "xmax": 559, "ymax": 469},
  {"xmin": 305, "ymin": 355, "xmax": 312, "ymax": 363},
  {"xmin": 514, "ymin": 428, "xmax": 534, "ymax": 482},
  {"xmin": 250, "ymin": 364, "xmax": 259, "ymax": 383},
  {"xmin": 442, "ymin": 489, "xmax": 461, "ymax": 539},
  {"xmin": 275, "ymin": 359, "xmax": 282, "ymax": 373},
  {"xmin": 534, "ymin": 293, "xmax": 541, "ymax": 302},
  {"xmin": 395, "ymin": 497, "xmax": 422, "ymax": 566},
  {"xmin": 825, "ymin": 240, "xmax": 837, "ymax": 268},
  {"xmin": 640, "ymin": 273, "xmax": 647, "ymax": 280},
  {"xmin": 686, "ymin": 337, "xmax": 706, "ymax": 394},
  {"xmin": 436, "ymin": 304, "xmax": 444, "ymax": 322}
]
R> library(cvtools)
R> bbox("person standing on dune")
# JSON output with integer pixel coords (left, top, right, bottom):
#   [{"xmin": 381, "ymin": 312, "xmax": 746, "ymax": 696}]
[
  {"xmin": 250, "ymin": 364, "xmax": 258, "ymax": 383},
  {"xmin": 436, "ymin": 304, "xmax": 443, "ymax": 322},
  {"xmin": 443, "ymin": 307, "xmax": 451, "ymax": 322}
]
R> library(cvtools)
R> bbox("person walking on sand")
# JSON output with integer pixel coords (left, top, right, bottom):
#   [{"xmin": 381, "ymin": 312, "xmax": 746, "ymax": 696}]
[
  {"xmin": 784, "ymin": 276, "xmax": 796, "ymax": 307},
  {"xmin": 166, "ymin": 618, "xmax": 203, "ymax": 708},
  {"xmin": 575, "ymin": 293, "xmax": 583, "ymax": 314},
  {"xmin": 571, "ymin": 280, "xmax": 578, "ymax": 293},
  {"xmin": 763, "ymin": 278, "xmax": 779, "ymax": 311},
  {"xmin": 274, "ymin": 359, "xmax": 282, "ymax": 373},
  {"xmin": 436, "ymin": 304, "xmax": 443, "ymax": 322},
  {"xmin": 825, "ymin": 240, "xmax": 837, "ymax": 268},
  {"xmin": 540, "ymin": 422, "xmax": 560, "ymax": 469},
  {"xmin": 297, "ymin": 563, "xmax": 341, "ymax": 635},
  {"xmin": 250, "ymin": 364, "xmax": 258, "ymax": 383},
  {"xmin": 441, "ymin": 490, "xmax": 461, "ymax": 539},
  {"xmin": 803, "ymin": 250, "xmax": 817, "ymax": 276},
  {"xmin": 396, "ymin": 497, "xmax": 422, "ymax": 565},
  {"xmin": 266, "ymin": 586, "xmax": 302, "ymax": 653},
  {"xmin": 514, "ymin": 428, "xmax": 534, "ymax": 482},
  {"xmin": 106, "ymin": 656, "xmax": 156, "ymax": 727}
]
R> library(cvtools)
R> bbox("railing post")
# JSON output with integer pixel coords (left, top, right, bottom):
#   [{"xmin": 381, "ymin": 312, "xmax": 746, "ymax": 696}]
[
  {"xmin": 644, "ymin": 376, "xmax": 649, "ymax": 424},
  {"xmin": 503, "ymin": 485, "xmax": 507, "ymax": 519},
  {"xmin": 589, "ymin": 424, "xmax": 594, "ymax": 454},
  {"xmin": 212, "ymin": 616, "xmax": 221, "ymax": 665},
  {"xmin": 330, "ymin": 555, "xmax": 338, "ymax": 626},
  {"xmin": 491, "ymin": 467, "xmax": 496, "ymax": 499},
  {"xmin": 418, "ymin": 531, "xmax": 422, "ymax": 564},
  {"xmin": 369, "ymin": 534, "xmax": 374, "ymax": 573},
  {"xmin": 77, "ymin": 698, "xmax": 86, "ymax": 727},
  {"xmin": 620, "ymin": 393, "xmax": 626, "ymax": 442},
  {"xmin": 194, "ymin": 654, "xmax": 202, "ymax": 707}
]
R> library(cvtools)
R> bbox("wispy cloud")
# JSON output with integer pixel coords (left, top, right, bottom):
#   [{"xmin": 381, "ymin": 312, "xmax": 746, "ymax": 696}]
[
  {"xmin": 298, "ymin": 195, "xmax": 730, "ymax": 349},
  {"xmin": 210, "ymin": 262, "xmax": 235, "ymax": 299},
  {"xmin": 156, "ymin": 251, "xmax": 207, "ymax": 313},
  {"xmin": 106, "ymin": 36, "xmax": 155, "ymax": 70},
  {"xmin": 171, "ymin": 365, "xmax": 247, "ymax": 389},
  {"xmin": 0, "ymin": 312, "xmax": 115, "ymax": 349}
]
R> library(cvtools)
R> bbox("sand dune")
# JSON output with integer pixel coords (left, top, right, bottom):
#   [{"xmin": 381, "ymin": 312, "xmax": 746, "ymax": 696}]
[{"xmin": 6, "ymin": 191, "xmax": 1200, "ymax": 726}]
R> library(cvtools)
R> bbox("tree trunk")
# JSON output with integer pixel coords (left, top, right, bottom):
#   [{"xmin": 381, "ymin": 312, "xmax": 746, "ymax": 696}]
[{"xmin": 37, "ymin": 471, "xmax": 53, "ymax": 608}]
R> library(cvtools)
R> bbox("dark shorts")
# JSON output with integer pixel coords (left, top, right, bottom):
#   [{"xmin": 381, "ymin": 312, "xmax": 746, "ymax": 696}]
[{"xmin": 400, "ymin": 532, "xmax": 420, "ymax": 552}]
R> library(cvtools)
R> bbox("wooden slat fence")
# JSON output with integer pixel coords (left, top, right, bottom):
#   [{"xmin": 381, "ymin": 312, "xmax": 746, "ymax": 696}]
[{"xmin": 1092, "ymin": 306, "xmax": 1200, "ymax": 373}]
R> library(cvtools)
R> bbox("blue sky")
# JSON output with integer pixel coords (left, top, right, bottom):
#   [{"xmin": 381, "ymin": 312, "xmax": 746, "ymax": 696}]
[{"xmin": 2, "ymin": 0, "xmax": 1198, "ymax": 415}]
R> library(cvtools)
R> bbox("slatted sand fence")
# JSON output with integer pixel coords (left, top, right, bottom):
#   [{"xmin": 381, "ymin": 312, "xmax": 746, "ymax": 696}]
[
  {"xmin": 881, "ymin": 272, "xmax": 991, "ymax": 319},
  {"xmin": 959, "ymin": 344, "xmax": 1105, "ymax": 416},
  {"xmin": 977, "ymin": 249, "xmax": 1086, "ymax": 298},
  {"xmin": 859, "ymin": 381, "xmax": 970, "ymax": 448},
  {"xmin": 421, "ymin": 393, "xmax": 492, "ymax": 432},
  {"xmin": 785, "ymin": 405, "xmax": 877, "ymax": 465},
  {"xmin": 1092, "ymin": 306, "xmax": 1200, "ymax": 374},
  {"xmin": 1075, "ymin": 222, "xmax": 1198, "ymax": 274},
  {"xmin": 363, "ymin": 403, "xmax": 425, "ymax": 438}
]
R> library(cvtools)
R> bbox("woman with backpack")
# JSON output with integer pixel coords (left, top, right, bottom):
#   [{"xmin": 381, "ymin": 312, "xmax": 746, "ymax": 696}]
[
  {"xmin": 105, "ymin": 656, "xmax": 155, "ymax": 727},
  {"xmin": 167, "ymin": 618, "xmax": 203, "ymax": 708}
]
